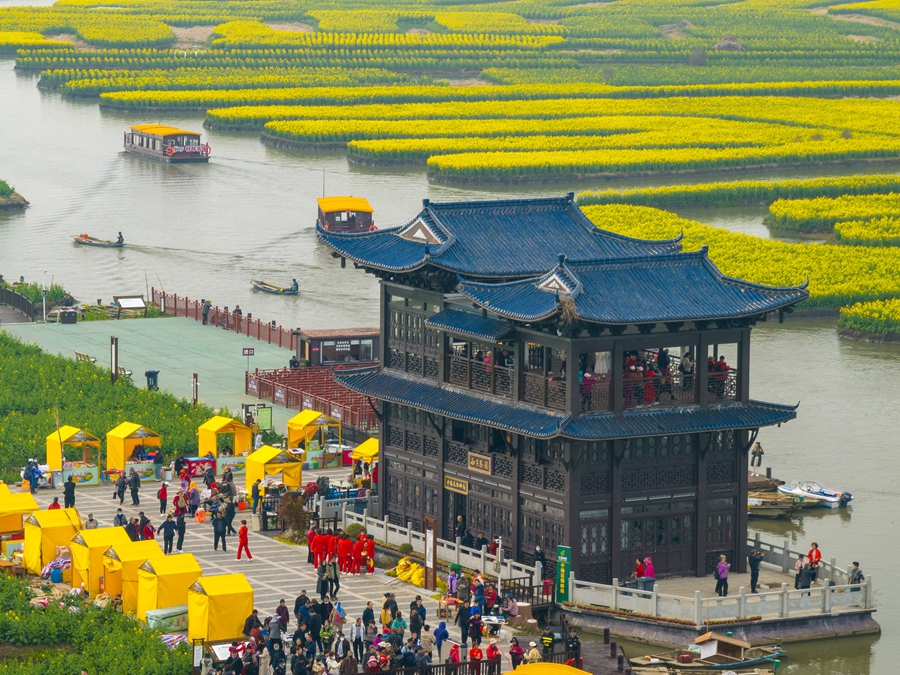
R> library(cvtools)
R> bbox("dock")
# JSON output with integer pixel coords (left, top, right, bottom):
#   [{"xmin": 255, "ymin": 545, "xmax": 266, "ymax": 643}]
[{"xmin": 748, "ymin": 468, "xmax": 784, "ymax": 492}]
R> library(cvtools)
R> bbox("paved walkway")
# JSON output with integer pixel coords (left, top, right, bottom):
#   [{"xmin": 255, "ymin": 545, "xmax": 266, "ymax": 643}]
[
  {"xmin": 2, "ymin": 317, "xmax": 295, "ymax": 429},
  {"xmin": 0, "ymin": 304, "xmax": 32, "ymax": 324},
  {"xmin": 657, "ymin": 567, "xmax": 802, "ymax": 598}
]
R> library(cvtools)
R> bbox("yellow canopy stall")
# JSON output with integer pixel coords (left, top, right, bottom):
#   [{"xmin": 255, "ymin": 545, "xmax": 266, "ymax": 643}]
[
  {"xmin": 0, "ymin": 484, "xmax": 10, "ymax": 497},
  {"xmin": 0, "ymin": 491, "xmax": 39, "ymax": 535},
  {"xmin": 103, "ymin": 540, "xmax": 165, "ymax": 614},
  {"xmin": 246, "ymin": 445, "xmax": 303, "ymax": 489},
  {"xmin": 136, "ymin": 554, "xmax": 202, "ymax": 621},
  {"xmin": 286, "ymin": 410, "xmax": 341, "ymax": 450},
  {"xmin": 23, "ymin": 508, "xmax": 82, "ymax": 575},
  {"xmin": 106, "ymin": 423, "xmax": 161, "ymax": 473},
  {"xmin": 46, "ymin": 425, "xmax": 100, "ymax": 471},
  {"xmin": 187, "ymin": 574, "xmax": 254, "ymax": 642},
  {"xmin": 515, "ymin": 665, "xmax": 582, "ymax": 674},
  {"xmin": 70, "ymin": 527, "xmax": 132, "ymax": 596},
  {"xmin": 197, "ymin": 416, "xmax": 251, "ymax": 458},
  {"xmin": 351, "ymin": 438, "xmax": 379, "ymax": 463}
]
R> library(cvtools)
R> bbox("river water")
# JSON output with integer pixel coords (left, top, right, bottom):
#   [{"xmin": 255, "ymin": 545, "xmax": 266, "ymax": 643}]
[{"xmin": 1, "ymin": 59, "xmax": 897, "ymax": 671}]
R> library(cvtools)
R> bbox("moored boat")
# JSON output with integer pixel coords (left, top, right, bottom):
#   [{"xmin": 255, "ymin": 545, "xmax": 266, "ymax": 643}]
[
  {"xmin": 72, "ymin": 234, "xmax": 124, "ymax": 248},
  {"xmin": 748, "ymin": 496, "xmax": 796, "ymax": 520},
  {"xmin": 124, "ymin": 124, "xmax": 210, "ymax": 163},
  {"xmin": 778, "ymin": 480, "xmax": 852, "ymax": 508},
  {"xmin": 629, "ymin": 632, "xmax": 784, "ymax": 671},
  {"xmin": 251, "ymin": 279, "xmax": 299, "ymax": 295},
  {"xmin": 316, "ymin": 196, "xmax": 375, "ymax": 233}
]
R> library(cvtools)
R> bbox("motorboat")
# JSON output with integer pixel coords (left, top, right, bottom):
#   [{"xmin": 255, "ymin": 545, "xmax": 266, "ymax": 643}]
[
  {"xmin": 630, "ymin": 632, "xmax": 784, "ymax": 670},
  {"xmin": 777, "ymin": 480, "xmax": 852, "ymax": 508},
  {"xmin": 72, "ymin": 235, "xmax": 124, "ymax": 248}
]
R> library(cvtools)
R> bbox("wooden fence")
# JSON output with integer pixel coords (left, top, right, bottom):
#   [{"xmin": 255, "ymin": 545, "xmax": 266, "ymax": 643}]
[{"xmin": 0, "ymin": 287, "xmax": 36, "ymax": 320}]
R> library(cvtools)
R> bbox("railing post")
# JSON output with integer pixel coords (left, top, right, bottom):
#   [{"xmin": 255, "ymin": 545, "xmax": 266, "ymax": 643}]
[
  {"xmin": 481, "ymin": 545, "xmax": 488, "ymax": 573},
  {"xmin": 780, "ymin": 583, "xmax": 789, "ymax": 617},
  {"xmin": 866, "ymin": 575, "xmax": 874, "ymax": 609},
  {"xmin": 828, "ymin": 556, "xmax": 837, "ymax": 585},
  {"xmin": 694, "ymin": 591, "xmax": 702, "ymax": 627},
  {"xmin": 739, "ymin": 587, "xmax": 746, "ymax": 619},
  {"xmin": 651, "ymin": 583, "xmax": 658, "ymax": 618},
  {"xmin": 781, "ymin": 539, "xmax": 791, "ymax": 574},
  {"xmin": 406, "ymin": 521, "xmax": 413, "ymax": 548},
  {"xmin": 611, "ymin": 578, "xmax": 618, "ymax": 611},
  {"xmin": 823, "ymin": 580, "xmax": 831, "ymax": 614}
]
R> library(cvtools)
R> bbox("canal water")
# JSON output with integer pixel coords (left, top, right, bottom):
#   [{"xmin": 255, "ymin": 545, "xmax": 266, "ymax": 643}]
[{"xmin": 0, "ymin": 59, "xmax": 897, "ymax": 671}]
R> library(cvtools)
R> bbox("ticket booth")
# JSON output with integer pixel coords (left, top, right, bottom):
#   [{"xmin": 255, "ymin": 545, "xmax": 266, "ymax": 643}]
[{"xmin": 46, "ymin": 426, "xmax": 100, "ymax": 486}]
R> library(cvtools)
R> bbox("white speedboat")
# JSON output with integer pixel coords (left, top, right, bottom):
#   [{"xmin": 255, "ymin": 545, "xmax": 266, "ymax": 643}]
[{"xmin": 778, "ymin": 480, "xmax": 852, "ymax": 508}]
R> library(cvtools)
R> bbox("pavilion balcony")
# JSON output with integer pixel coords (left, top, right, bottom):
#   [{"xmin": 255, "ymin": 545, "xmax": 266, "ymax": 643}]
[
  {"xmin": 621, "ymin": 370, "xmax": 736, "ymax": 409},
  {"xmin": 524, "ymin": 372, "xmax": 568, "ymax": 411},
  {"xmin": 448, "ymin": 354, "xmax": 514, "ymax": 399}
]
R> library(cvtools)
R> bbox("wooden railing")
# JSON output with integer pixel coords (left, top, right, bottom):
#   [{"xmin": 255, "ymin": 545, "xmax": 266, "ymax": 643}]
[
  {"xmin": 447, "ymin": 355, "xmax": 513, "ymax": 399},
  {"xmin": 524, "ymin": 372, "xmax": 567, "ymax": 410},
  {"xmin": 151, "ymin": 288, "xmax": 295, "ymax": 351},
  {"xmin": 0, "ymin": 287, "xmax": 36, "ymax": 320},
  {"xmin": 501, "ymin": 576, "xmax": 555, "ymax": 609},
  {"xmin": 381, "ymin": 660, "xmax": 501, "ymax": 675}
]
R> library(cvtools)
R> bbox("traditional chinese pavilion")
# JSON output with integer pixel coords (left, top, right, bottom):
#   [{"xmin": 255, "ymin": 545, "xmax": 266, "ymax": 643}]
[{"xmin": 319, "ymin": 194, "xmax": 807, "ymax": 582}]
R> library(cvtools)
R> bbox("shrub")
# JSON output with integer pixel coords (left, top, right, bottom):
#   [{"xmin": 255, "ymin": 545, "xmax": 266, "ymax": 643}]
[
  {"xmin": 398, "ymin": 543, "xmax": 414, "ymax": 555},
  {"xmin": 344, "ymin": 522, "xmax": 365, "ymax": 538},
  {"xmin": 0, "ymin": 180, "xmax": 12, "ymax": 198}
]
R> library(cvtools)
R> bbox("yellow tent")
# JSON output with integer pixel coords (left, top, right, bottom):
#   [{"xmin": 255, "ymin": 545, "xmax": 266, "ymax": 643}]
[
  {"xmin": 286, "ymin": 410, "xmax": 341, "ymax": 450},
  {"xmin": 46, "ymin": 426, "xmax": 100, "ymax": 471},
  {"xmin": 102, "ymin": 540, "xmax": 165, "ymax": 614},
  {"xmin": 187, "ymin": 574, "xmax": 254, "ymax": 642},
  {"xmin": 197, "ymin": 416, "xmax": 251, "ymax": 458},
  {"xmin": 106, "ymin": 422, "xmax": 161, "ymax": 473},
  {"xmin": 23, "ymin": 508, "xmax": 82, "ymax": 575},
  {"xmin": 0, "ymin": 491, "xmax": 39, "ymax": 534},
  {"xmin": 0, "ymin": 484, "xmax": 10, "ymax": 498},
  {"xmin": 515, "ymin": 665, "xmax": 582, "ymax": 674},
  {"xmin": 245, "ymin": 445, "xmax": 303, "ymax": 489},
  {"xmin": 70, "ymin": 527, "xmax": 132, "ymax": 597},
  {"xmin": 351, "ymin": 438, "xmax": 379, "ymax": 463},
  {"xmin": 136, "ymin": 554, "xmax": 202, "ymax": 621}
]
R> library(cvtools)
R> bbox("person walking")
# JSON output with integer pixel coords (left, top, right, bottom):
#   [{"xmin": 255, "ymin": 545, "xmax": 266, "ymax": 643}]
[
  {"xmin": 750, "ymin": 442, "xmax": 764, "ymax": 476},
  {"xmin": 158, "ymin": 515, "xmax": 177, "ymax": 554},
  {"xmin": 201, "ymin": 299, "xmax": 211, "ymax": 325},
  {"xmin": 715, "ymin": 555, "xmax": 731, "ymax": 597},
  {"xmin": 794, "ymin": 553, "xmax": 806, "ymax": 590},
  {"xmin": 63, "ymin": 475, "xmax": 76, "ymax": 509},
  {"xmin": 433, "ymin": 621, "xmax": 449, "ymax": 661},
  {"xmin": 115, "ymin": 472, "xmax": 127, "ymax": 506},
  {"xmin": 534, "ymin": 546, "xmax": 547, "ymax": 579},
  {"xmin": 158, "ymin": 481, "xmax": 169, "ymax": 516},
  {"xmin": 225, "ymin": 499, "xmax": 238, "ymax": 536},
  {"xmin": 748, "ymin": 549, "xmax": 764, "ymax": 593},
  {"xmin": 349, "ymin": 619, "xmax": 365, "ymax": 663},
  {"xmin": 213, "ymin": 512, "xmax": 228, "ymax": 552},
  {"xmin": 142, "ymin": 517, "xmax": 156, "ymax": 541},
  {"xmin": 176, "ymin": 513, "xmax": 186, "ymax": 553},
  {"xmin": 454, "ymin": 601, "xmax": 470, "ymax": 647},
  {"xmin": 252, "ymin": 479, "xmax": 262, "ymax": 515},
  {"xmin": 509, "ymin": 637, "xmax": 524, "ymax": 669},
  {"xmin": 238, "ymin": 519, "xmax": 253, "ymax": 560},
  {"xmin": 128, "ymin": 468, "xmax": 141, "ymax": 506},
  {"xmin": 113, "ymin": 508, "xmax": 127, "ymax": 527}
]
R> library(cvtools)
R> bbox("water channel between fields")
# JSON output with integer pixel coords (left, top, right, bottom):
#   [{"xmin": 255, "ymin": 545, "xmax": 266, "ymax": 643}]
[{"xmin": 1, "ymin": 59, "xmax": 898, "ymax": 673}]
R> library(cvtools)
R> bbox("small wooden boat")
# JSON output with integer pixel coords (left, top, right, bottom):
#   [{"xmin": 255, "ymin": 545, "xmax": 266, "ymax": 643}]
[
  {"xmin": 778, "ymin": 480, "xmax": 852, "ymax": 508},
  {"xmin": 748, "ymin": 497, "xmax": 795, "ymax": 519},
  {"xmin": 72, "ymin": 235, "xmax": 124, "ymax": 248},
  {"xmin": 630, "ymin": 632, "xmax": 784, "ymax": 671},
  {"xmin": 251, "ymin": 279, "xmax": 299, "ymax": 295},
  {"xmin": 633, "ymin": 668, "xmax": 775, "ymax": 675}
]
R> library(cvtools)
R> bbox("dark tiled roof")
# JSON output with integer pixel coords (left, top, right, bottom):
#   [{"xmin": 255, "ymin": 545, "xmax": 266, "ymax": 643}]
[
  {"xmin": 561, "ymin": 401, "xmax": 798, "ymax": 440},
  {"xmin": 319, "ymin": 195, "xmax": 681, "ymax": 277},
  {"xmin": 296, "ymin": 327, "xmax": 379, "ymax": 339},
  {"xmin": 458, "ymin": 249, "xmax": 809, "ymax": 324},
  {"xmin": 334, "ymin": 368, "xmax": 567, "ymax": 438},
  {"xmin": 425, "ymin": 308, "xmax": 514, "ymax": 341}
]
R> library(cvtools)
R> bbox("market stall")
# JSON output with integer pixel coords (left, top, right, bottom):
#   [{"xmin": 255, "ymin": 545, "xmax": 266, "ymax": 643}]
[
  {"xmin": 23, "ymin": 508, "xmax": 82, "ymax": 575},
  {"xmin": 350, "ymin": 438, "xmax": 378, "ymax": 488},
  {"xmin": 136, "ymin": 554, "xmax": 202, "ymax": 621},
  {"xmin": 102, "ymin": 540, "xmax": 165, "ymax": 614},
  {"xmin": 70, "ymin": 527, "xmax": 132, "ymax": 597},
  {"xmin": 197, "ymin": 416, "xmax": 251, "ymax": 458},
  {"xmin": 187, "ymin": 574, "xmax": 253, "ymax": 642},
  {"xmin": 0, "ymin": 491, "xmax": 38, "ymax": 536},
  {"xmin": 245, "ymin": 445, "xmax": 303, "ymax": 489},
  {"xmin": 106, "ymin": 422, "xmax": 161, "ymax": 481},
  {"xmin": 46, "ymin": 426, "xmax": 101, "ymax": 486},
  {"xmin": 286, "ymin": 410, "xmax": 342, "ymax": 469}
]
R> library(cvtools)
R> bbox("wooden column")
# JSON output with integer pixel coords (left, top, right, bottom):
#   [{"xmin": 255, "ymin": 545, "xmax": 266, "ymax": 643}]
[
  {"xmin": 695, "ymin": 432, "xmax": 708, "ymax": 577},
  {"xmin": 737, "ymin": 327, "xmax": 751, "ymax": 402},
  {"xmin": 736, "ymin": 429, "xmax": 750, "ymax": 573},
  {"xmin": 697, "ymin": 333, "xmax": 711, "ymax": 409},
  {"xmin": 612, "ymin": 341, "xmax": 625, "ymax": 414},
  {"xmin": 514, "ymin": 340, "xmax": 525, "ymax": 403},
  {"xmin": 609, "ymin": 439, "xmax": 623, "ymax": 582}
]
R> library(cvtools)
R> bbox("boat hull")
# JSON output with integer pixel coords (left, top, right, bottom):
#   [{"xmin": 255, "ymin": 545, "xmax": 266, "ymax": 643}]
[
  {"xmin": 124, "ymin": 146, "xmax": 209, "ymax": 163},
  {"xmin": 72, "ymin": 237, "xmax": 124, "ymax": 248},
  {"xmin": 251, "ymin": 280, "xmax": 299, "ymax": 295},
  {"xmin": 630, "ymin": 650, "xmax": 785, "ymax": 670}
]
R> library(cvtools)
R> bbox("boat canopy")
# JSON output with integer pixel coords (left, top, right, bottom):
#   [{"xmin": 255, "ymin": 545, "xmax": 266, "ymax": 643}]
[
  {"xmin": 317, "ymin": 196, "xmax": 373, "ymax": 214},
  {"xmin": 130, "ymin": 124, "xmax": 201, "ymax": 138}
]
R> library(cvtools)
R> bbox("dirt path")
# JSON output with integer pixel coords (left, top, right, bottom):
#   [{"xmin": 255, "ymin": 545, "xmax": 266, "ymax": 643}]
[
  {"xmin": 814, "ymin": 7, "xmax": 900, "ymax": 31},
  {"xmin": 264, "ymin": 22, "xmax": 314, "ymax": 32},
  {"xmin": 172, "ymin": 25, "xmax": 214, "ymax": 48}
]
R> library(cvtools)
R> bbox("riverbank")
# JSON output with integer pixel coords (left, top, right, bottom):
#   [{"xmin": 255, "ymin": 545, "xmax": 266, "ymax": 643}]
[{"xmin": 0, "ymin": 191, "xmax": 27, "ymax": 209}]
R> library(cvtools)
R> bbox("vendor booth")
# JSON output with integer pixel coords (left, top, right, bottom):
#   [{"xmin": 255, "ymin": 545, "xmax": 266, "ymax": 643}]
[
  {"xmin": 197, "ymin": 416, "xmax": 251, "ymax": 458},
  {"xmin": 103, "ymin": 540, "xmax": 165, "ymax": 614},
  {"xmin": 0, "ymin": 491, "xmax": 38, "ymax": 536},
  {"xmin": 351, "ymin": 438, "xmax": 379, "ymax": 464},
  {"xmin": 246, "ymin": 445, "xmax": 303, "ymax": 489},
  {"xmin": 46, "ymin": 426, "xmax": 101, "ymax": 486},
  {"xmin": 106, "ymin": 423, "xmax": 161, "ymax": 481},
  {"xmin": 187, "ymin": 574, "xmax": 254, "ymax": 642},
  {"xmin": 136, "ymin": 554, "xmax": 202, "ymax": 621},
  {"xmin": 70, "ymin": 527, "xmax": 132, "ymax": 597},
  {"xmin": 23, "ymin": 508, "xmax": 82, "ymax": 575},
  {"xmin": 287, "ymin": 410, "xmax": 343, "ymax": 469}
]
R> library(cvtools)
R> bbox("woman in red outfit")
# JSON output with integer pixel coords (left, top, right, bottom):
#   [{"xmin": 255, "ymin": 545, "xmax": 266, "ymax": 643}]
[
  {"xmin": 237, "ymin": 519, "xmax": 253, "ymax": 560},
  {"xmin": 808, "ymin": 542, "xmax": 822, "ymax": 582},
  {"xmin": 365, "ymin": 534, "xmax": 375, "ymax": 574},
  {"xmin": 352, "ymin": 537, "xmax": 364, "ymax": 575}
]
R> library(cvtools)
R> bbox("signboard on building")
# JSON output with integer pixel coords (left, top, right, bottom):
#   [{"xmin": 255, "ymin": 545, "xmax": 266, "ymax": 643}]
[
  {"xmin": 556, "ymin": 545, "xmax": 572, "ymax": 603},
  {"xmin": 467, "ymin": 452, "xmax": 492, "ymax": 476},
  {"xmin": 444, "ymin": 475, "xmax": 468, "ymax": 495}
]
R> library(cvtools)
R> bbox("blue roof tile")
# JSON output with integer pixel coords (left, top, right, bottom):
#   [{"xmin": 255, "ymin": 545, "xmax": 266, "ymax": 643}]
[
  {"xmin": 425, "ymin": 308, "xmax": 515, "ymax": 341},
  {"xmin": 319, "ymin": 195, "xmax": 681, "ymax": 277},
  {"xmin": 458, "ymin": 249, "xmax": 809, "ymax": 324},
  {"xmin": 334, "ymin": 368, "xmax": 567, "ymax": 438}
]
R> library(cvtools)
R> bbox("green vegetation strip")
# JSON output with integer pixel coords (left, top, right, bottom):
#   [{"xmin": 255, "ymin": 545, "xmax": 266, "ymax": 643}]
[{"xmin": 839, "ymin": 299, "xmax": 900, "ymax": 337}]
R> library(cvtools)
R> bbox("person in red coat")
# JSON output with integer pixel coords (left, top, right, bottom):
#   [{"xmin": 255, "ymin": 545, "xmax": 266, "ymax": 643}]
[
  {"xmin": 143, "ymin": 520, "xmax": 156, "ymax": 540},
  {"xmin": 808, "ymin": 542, "xmax": 822, "ymax": 582},
  {"xmin": 307, "ymin": 525, "xmax": 318, "ymax": 565},
  {"xmin": 351, "ymin": 537, "xmax": 364, "ymax": 575},
  {"xmin": 486, "ymin": 639, "xmax": 501, "ymax": 663},
  {"xmin": 237, "ymin": 519, "xmax": 253, "ymax": 560},
  {"xmin": 320, "ymin": 529, "xmax": 334, "ymax": 565},
  {"xmin": 339, "ymin": 533, "xmax": 354, "ymax": 574},
  {"xmin": 330, "ymin": 529, "xmax": 341, "ymax": 562},
  {"xmin": 313, "ymin": 529, "xmax": 328, "ymax": 567},
  {"xmin": 157, "ymin": 482, "xmax": 168, "ymax": 516},
  {"xmin": 365, "ymin": 534, "xmax": 375, "ymax": 574}
]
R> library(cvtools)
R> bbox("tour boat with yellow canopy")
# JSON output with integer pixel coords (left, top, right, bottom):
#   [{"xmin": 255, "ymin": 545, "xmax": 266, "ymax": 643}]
[
  {"xmin": 124, "ymin": 124, "xmax": 210, "ymax": 163},
  {"xmin": 316, "ymin": 196, "xmax": 375, "ymax": 233}
]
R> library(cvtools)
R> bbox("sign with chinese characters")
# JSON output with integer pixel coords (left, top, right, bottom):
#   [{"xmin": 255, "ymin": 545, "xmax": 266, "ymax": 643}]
[
  {"xmin": 444, "ymin": 475, "xmax": 468, "ymax": 495},
  {"xmin": 556, "ymin": 545, "xmax": 572, "ymax": 603},
  {"xmin": 242, "ymin": 348, "xmax": 255, "ymax": 356},
  {"xmin": 467, "ymin": 452, "xmax": 492, "ymax": 476}
]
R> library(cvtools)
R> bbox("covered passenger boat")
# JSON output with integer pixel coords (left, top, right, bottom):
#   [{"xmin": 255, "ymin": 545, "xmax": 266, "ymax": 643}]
[
  {"xmin": 124, "ymin": 124, "xmax": 210, "ymax": 163},
  {"xmin": 316, "ymin": 196, "xmax": 374, "ymax": 233}
]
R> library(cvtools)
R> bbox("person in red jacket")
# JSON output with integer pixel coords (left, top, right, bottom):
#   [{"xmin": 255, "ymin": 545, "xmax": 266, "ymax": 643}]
[
  {"xmin": 339, "ymin": 533, "xmax": 354, "ymax": 574},
  {"xmin": 320, "ymin": 529, "xmax": 334, "ymax": 565},
  {"xmin": 469, "ymin": 640, "xmax": 483, "ymax": 675},
  {"xmin": 351, "ymin": 537, "xmax": 364, "ymax": 575},
  {"xmin": 157, "ymin": 482, "xmax": 168, "ymax": 516},
  {"xmin": 365, "ymin": 534, "xmax": 375, "ymax": 574},
  {"xmin": 808, "ymin": 541, "xmax": 822, "ymax": 582},
  {"xmin": 143, "ymin": 520, "xmax": 156, "ymax": 540},
  {"xmin": 330, "ymin": 528, "xmax": 341, "ymax": 562},
  {"xmin": 307, "ymin": 525, "xmax": 318, "ymax": 565},
  {"xmin": 237, "ymin": 519, "xmax": 253, "ymax": 560},
  {"xmin": 486, "ymin": 638, "xmax": 501, "ymax": 663},
  {"xmin": 313, "ymin": 529, "xmax": 328, "ymax": 567}
]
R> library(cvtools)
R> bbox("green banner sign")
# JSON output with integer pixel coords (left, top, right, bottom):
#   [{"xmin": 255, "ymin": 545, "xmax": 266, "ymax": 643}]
[
  {"xmin": 257, "ymin": 406, "xmax": 273, "ymax": 431},
  {"xmin": 556, "ymin": 545, "xmax": 572, "ymax": 603}
]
